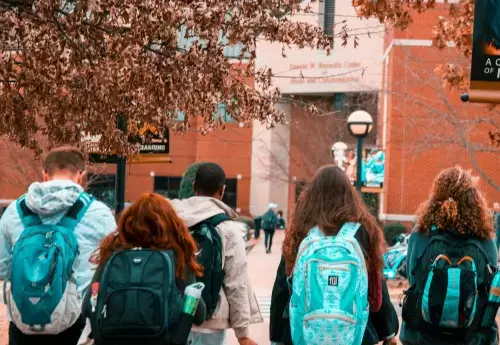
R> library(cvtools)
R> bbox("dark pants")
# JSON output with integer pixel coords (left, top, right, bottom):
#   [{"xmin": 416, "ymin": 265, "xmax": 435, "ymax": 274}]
[
  {"xmin": 9, "ymin": 320, "xmax": 85, "ymax": 345},
  {"xmin": 254, "ymin": 227, "xmax": 261, "ymax": 239},
  {"xmin": 264, "ymin": 230, "xmax": 275, "ymax": 251}
]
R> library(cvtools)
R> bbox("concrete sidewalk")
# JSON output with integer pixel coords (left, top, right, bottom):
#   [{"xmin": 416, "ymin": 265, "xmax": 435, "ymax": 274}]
[{"xmin": 226, "ymin": 230, "xmax": 285, "ymax": 345}]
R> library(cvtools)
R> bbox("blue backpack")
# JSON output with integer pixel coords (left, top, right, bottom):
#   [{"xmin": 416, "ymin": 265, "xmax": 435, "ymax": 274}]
[
  {"xmin": 4, "ymin": 192, "xmax": 94, "ymax": 334},
  {"xmin": 289, "ymin": 223, "xmax": 369, "ymax": 345}
]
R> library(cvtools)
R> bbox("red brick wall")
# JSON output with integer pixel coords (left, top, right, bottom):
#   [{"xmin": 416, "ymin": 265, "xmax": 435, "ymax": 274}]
[
  {"xmin": 0, "ymin": 123, "xmax": 253, "ymax": 213},
  {"xmin": 0, "ymin": 68, "xmax": 255, "ymax": 214},
  {"xmin": 286, "ymin": 94, "xmax": 380, "ymax": 217},
  {"xmin": 383, "ymin": 8, "xmax": 500, "ymax": 217},
  {"xmin": 123, "ymin": 122, "xmax": 253, "ymax": 215}
]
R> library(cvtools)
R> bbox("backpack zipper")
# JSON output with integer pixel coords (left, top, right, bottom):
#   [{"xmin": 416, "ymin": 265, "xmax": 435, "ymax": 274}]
[
  {"xmin": 102, "ymin": 305, "xmax": 107, "ymax": 318},
  {"xmin": 318, "ymin": 265, "xmax": 349, "ymax": 271},
  {"xmin": 304, "ymin": 313, "xmax": 356, "ymax": 327}
]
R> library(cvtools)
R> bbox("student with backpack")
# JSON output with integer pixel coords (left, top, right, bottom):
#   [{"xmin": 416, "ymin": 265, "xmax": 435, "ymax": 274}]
[
  {"xmin": 276, "ymin": 210, "xmax": 286, "ymax": 230},
  {"xmin": 262, "ymin": 203, "xmax": 279, "ymax": 254},
  {"xmin": 276, "ymin": 165, "xmax": 398, "ymax": 345},
  {"xmin": 0, "ymin": 146, "xmax": 116, "ymax": 345},
  {"xmin": 171, "ymin": 163, "xmax": 262, "ymax": 345},
  {"xmin": 81, "ymin": 193, "xmax": 206, "ymax": 345},
  {"xmin": 401, "ymin": 167, "xmax": 498, "ymax": 345}
]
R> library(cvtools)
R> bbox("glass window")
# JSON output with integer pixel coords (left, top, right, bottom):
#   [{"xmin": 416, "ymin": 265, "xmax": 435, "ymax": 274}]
[
  {"xmin": 334, "ymin": 93, "xmax": 345, "ymax": 110},
  {"xmin": 176, "ymin": 111, "xmax": 185, "ymax": 121},
  {"xmin": 324, "ymin": 0, "xmax": 335, "ymax": 49},
  {"xmin": 86, "ymin": 174, "xmax": 116, "ymax": 210},
  {"xmin": 222, "ymin": 178, "xmax": 237, "ymax": 209},
  {"xmin": 154, "ymin": 176, "xmax": 182, "ymax": 199},
  {"xmin": 217, "ymin": 103, "xmax": 235, "ymax": 123}
]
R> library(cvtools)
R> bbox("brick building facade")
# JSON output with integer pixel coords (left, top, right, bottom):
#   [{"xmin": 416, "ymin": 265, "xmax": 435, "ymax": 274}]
[
  {"xmin": 0, "ymin": 118, "xmax": 254, "ymax": 215},
  {"xmin": 379, "ymin": 6, "xmax": 500, "ymax": 223},
  {"xmin": 2, "ymin": 4, "xmax": 498, "ymax": 221}
]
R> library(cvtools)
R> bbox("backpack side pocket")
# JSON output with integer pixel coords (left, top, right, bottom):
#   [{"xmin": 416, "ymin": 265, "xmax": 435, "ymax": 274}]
[{"xmin": 401, "ymin": 284, "xmax": 421, "ymax": 329}]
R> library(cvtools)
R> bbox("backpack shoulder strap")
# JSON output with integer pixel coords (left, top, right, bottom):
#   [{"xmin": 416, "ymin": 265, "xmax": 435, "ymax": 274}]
[
  {"xmin": 16, "ymin": 195, "xmax": 42, "ymax": 228},
  {"xmin": 59, "ymin": 192, "xmax": 95, "ymax": 229},
  {"xmin": 207, "ymin": 213, "xmax": 232, "ymax": 228},
  {"xmin": 337, "ymin": 222, "xmax": 361, "ymax": 238}
]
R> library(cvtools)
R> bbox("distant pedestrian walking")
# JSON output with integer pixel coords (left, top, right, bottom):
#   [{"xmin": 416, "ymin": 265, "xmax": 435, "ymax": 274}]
[
  {"xmin": 400, "ymin": 167, "xmax": 498, "ymax": 345},
  {"xmin": 276, "ymin": 210, "xmax": 286, "ymax": 230},
  {"xmin": 262, "ymin": 203, "xmax": 279, "ymax": 253},
  {"xmin": 0, "ymin": 146, "xmax": 116, "ymax": 345}
]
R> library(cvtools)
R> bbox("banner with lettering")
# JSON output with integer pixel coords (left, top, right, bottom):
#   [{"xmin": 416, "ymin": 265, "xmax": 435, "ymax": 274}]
[
  {"xmin": 468, "ymin": 0, "xmax": 500, "ymax": 103},
  {"xmin": 332, "ymin": 147, "xmax": 385, "ymax": 189}
]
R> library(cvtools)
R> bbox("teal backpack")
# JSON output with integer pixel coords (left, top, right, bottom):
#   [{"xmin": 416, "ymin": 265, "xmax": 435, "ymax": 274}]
[
  {"xmin": 5, "ymin": 192, "xmax": 94, "ymax": 334},
  {"xmin": 261, "ymin": 210, "xmax": 277, "ymax": 231},
  {"xmin": 289, "ymin": 223, "xmax": 369, "ymax": 345}
]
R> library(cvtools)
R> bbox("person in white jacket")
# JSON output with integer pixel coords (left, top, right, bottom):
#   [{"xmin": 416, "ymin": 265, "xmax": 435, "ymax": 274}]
[
  {"xmin": 0, "ymin": 146, "xmax": 116, "ymax": 345},
  {"xmin": 171, "ymin": 163, "xmax": 262, "ymax": 345}
]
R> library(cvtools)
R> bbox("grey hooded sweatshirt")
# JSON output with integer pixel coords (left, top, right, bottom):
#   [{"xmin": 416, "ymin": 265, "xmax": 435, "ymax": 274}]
[{"xmin": 170, "ymin": 196, "xmax": 263, "ymax": 338}]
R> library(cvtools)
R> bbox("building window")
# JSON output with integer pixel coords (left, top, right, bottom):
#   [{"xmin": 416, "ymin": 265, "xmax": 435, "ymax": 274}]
[
  {"xmin": 334, "ymin": 93, "xmax": 345, "ymax": 111},
  {"xmin": 217, "ymin": 103, "xmax": 235, "ymax": 123},
  {"xmin": 154, "ymin": 176, "xmax": 182, "ymax": 199},
  {"xmin": 176, "ymin": 105, "xmax": 235, "ymax": 122},
  {"xmin": 86, "ymin": 174, "xmax": 116, "ymax": 210},
  {"xmin": 295, "ymin": 181, "xmax": 308, "ymax": 202},
  {"xmin": 176, "ymin": 111, "xmax": 185, "ymax": 121},
  {"xmin": 324, "ymin": 0, "xmax": 335, "ymax": 48},
  {"xmin": 222, "ymin": 178, "xmax": 237, "ymax": 209}
]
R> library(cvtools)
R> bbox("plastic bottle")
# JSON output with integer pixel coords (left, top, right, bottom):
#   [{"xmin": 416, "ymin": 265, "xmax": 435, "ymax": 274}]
[{"xmin": 171, "ymin": 282, "xmax": 205, "ymax": 345}]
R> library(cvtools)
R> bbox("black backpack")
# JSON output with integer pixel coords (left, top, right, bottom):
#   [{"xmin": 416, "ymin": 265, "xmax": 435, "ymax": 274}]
[
  {"xmin": 90, "ymin": 249, "xmax": 183, "ymax": 345},
  {"xmin": 402, "ymin": 229, "xmax": 494, "ymax": 343},
  {"xmin": 189, "ymin": 214, "xmax": 231, "ymax": 320}
]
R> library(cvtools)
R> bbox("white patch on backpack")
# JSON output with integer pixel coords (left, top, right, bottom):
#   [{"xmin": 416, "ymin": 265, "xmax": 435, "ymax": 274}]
[
  {"xmin": 133, "ymin": 258, "xmax": 142, "ymax": 264},
  {"xmin": 29, "ymin": 297, "xmax": 41, "ymax": 305},
  {"xmin": 328, "ymin": 276, "xmax": 338, "ymax": 286}
]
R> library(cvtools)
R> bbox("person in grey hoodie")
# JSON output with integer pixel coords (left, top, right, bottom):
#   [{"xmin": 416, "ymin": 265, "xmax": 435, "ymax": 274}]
[
  {"xmin": 171, "ymin": 163, "xmax": 262, "ymax": 345},
  {"xmin": 0, "ymin": 146, "xmax": 116, "ymax": 345}
]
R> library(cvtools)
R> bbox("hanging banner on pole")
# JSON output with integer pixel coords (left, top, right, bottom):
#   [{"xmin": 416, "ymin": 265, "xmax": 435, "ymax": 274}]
[{"xmin": 467, "ymin": 0, "xmax": 500, "ymax": 103}]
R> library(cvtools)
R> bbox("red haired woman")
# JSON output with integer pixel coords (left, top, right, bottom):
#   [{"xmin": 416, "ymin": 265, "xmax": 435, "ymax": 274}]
[{"xmin": 81, "ymin": 193, "xmax": 206, "ymax": 344}]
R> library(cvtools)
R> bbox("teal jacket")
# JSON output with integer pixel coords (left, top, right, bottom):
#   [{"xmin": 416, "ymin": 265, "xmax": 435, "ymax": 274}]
[
  {"xmin": 400, "ymin": 230, "xmax": 498, "ymax": 345},
  {"xmin": 0, "ymin": 180, "xmax": 116, "ymax": 295}
]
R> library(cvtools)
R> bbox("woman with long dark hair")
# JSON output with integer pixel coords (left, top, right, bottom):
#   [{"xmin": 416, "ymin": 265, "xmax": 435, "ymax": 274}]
[
  {"xmin": 80, "ymin": 193, "xmax": 206, "ymax": 344},
  {"xmin": 270, "ymin": 165, "xmax": 398, "ymax": 345},
  {"xmin": 400, "ymin": 167, "xmax": 498, "ymax": 345}
]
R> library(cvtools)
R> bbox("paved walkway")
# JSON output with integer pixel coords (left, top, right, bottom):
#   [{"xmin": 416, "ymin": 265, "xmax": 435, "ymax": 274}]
[{"xmin": 226, "ymin": 230, "xmax": 285, "ymax": 345}]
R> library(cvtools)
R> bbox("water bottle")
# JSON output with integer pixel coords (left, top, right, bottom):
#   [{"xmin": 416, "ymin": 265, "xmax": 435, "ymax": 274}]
[{"xmin": 171, "ymin": 282, "xmax": 205, "ymax": 345}]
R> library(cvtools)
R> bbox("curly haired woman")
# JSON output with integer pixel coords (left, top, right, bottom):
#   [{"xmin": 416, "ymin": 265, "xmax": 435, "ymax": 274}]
[{"xmin": 401, "ymin": 167, "xmax": 498, "ymax": 345}]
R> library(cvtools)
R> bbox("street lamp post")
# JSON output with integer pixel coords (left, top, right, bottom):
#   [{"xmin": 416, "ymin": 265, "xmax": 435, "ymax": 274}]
[{"xmin": 346, "ymin": 110, "xmax": 373, "ymax": 192}]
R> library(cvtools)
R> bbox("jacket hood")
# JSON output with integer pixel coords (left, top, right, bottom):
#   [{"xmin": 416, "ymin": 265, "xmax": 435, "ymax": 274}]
[
  {"xmin": 25, "ymin": 180, "xmax": 84, "ymax": 216},
  {"xmin": 170, "ymin": 196, "xmax": 237, "ymax": 228}
]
